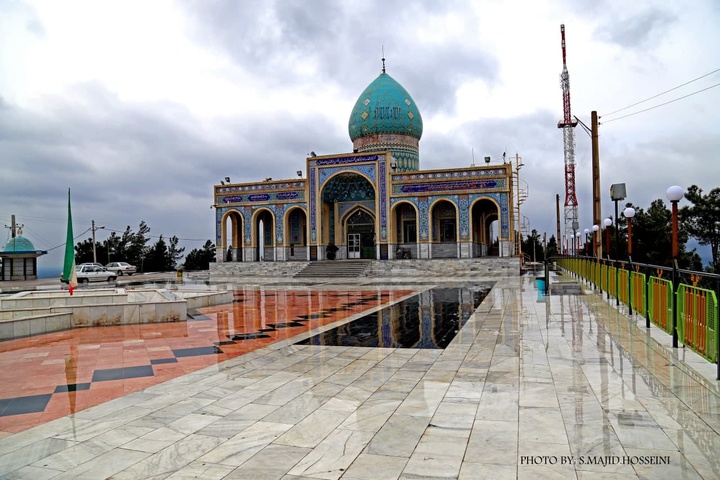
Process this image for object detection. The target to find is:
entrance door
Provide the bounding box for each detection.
[348,233,361,259]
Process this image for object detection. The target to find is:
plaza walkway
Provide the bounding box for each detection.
[0,271,718,479]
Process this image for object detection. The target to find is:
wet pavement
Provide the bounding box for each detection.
[0,272,719,479]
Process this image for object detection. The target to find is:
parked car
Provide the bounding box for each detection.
[79,262,105,268]
[105,261,137,276]
[76,264,117,283]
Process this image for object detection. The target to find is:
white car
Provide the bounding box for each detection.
[105,262,137,276]
[76,264,117,283]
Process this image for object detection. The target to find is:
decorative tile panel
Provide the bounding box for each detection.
[216,181,305,194]
[379,160,387,240]
[392,168,506,181]
[309,167,317,243]
[393,178,502,195]
[274,204,285,243]
[244,206,252,245]
[221,191,304,204]
[459,195,470,240]
[319,165,376,187]
[315,154,380,166]
[418,197,429,241]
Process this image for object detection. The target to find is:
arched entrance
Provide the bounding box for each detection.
[345,208,376,259]
[471,198,500,257]
[222,210,243,262]
[320,172,377,260]
[253,209,275,261]
[285,207,308,261]
[430,199,458,258]
[391,202,418,258]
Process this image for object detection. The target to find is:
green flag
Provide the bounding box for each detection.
[62,188,77,294]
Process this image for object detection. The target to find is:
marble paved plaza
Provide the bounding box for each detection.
[0,273,719,479]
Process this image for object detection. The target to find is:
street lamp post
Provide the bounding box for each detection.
[666,186,684,349]
[603,218,612,299]
[610,183,627,260]
[623,208,635,259]
[572,221,579,256]
[584,229,590,255]
[623,207,635,314]
[603,218,612,259]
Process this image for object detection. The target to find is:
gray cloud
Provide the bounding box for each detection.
[182,0,499,115]
[596,8,676,48]
[1,0,718,271]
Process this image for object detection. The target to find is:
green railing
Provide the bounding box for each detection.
[648,276,673,335]
[677,284,718,363]
[630,270,647,317]
[555,257,720,376]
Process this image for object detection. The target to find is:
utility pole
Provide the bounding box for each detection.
[591,111,602,257]
[91,220,105,264]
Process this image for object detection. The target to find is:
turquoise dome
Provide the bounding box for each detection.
[348,73,423,141]
[3,236,36,252]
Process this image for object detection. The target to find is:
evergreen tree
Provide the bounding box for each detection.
[126,222,151,272]
[167,235,185,270]
[681,185,720,272]
[145,235,168,272]
[545,235,558,259]
[104,232,122,264]
[629,199,694,269]
[184,240,216,270]
[521,229,544,263]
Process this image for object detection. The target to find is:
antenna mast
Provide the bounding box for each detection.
[557,24,579,252]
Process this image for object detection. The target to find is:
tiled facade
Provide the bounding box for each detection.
[214,70,515,263]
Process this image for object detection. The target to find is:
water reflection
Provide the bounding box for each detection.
[298,287,489,349]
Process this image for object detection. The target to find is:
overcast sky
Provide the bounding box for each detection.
[2,0,719,271]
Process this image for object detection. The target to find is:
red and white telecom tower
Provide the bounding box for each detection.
[557,24,578,249]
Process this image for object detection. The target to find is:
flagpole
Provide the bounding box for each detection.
[62,188,77,295]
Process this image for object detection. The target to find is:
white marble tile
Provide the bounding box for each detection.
[366,414,430,457]
[108,434,226,479]
[414,433,468,458]
[342,453,408,480]
[165,461,236,479]
[198,421,293,466]
[222,444,311,479]
[402,452,462,479]
[459,462,516,480]
[47,447,151,480]
[274,409,352,448]
[0,438,74,476]
[288,429,374,479]
[464,420,518,465]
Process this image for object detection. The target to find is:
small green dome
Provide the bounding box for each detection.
[3,236,36,252]
[348,72,423,141]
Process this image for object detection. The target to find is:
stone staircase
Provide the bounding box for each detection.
[294,260,371,278]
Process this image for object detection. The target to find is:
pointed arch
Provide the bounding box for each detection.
[390,200,419,258]
[221,209,244,262]
[252,207,276,261]
[470,196,501,257]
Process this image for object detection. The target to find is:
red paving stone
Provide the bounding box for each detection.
[0,288,413,435]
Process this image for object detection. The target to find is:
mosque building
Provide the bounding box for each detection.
[0,220,47,281]
[212,63,517,263]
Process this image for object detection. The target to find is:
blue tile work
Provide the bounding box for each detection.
[348,73,423,141]
[274,203,285,244]
[319,164,376,186]
[379,159,387,240]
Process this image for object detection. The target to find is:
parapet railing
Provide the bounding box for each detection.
[554,255,719,379]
